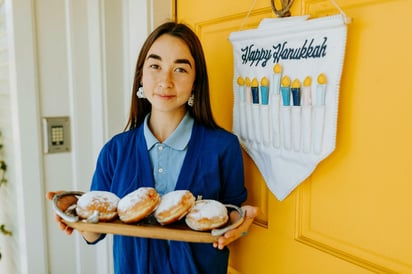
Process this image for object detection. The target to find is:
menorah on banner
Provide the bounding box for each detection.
[234,68,328,155]
[229,15,347,201]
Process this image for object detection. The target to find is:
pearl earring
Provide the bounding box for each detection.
[136,86,145,98]
[187,94,195,107]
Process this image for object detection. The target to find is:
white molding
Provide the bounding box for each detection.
[2,0,170,273]
[87,0,107,158]
[123,0,150,122]
[5,0,48,273]
[64,1,105,273]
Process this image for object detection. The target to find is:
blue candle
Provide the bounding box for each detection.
[291,79,301,106]
[280,76,291,106]
[251,78,259,104]
[260,77,269,105]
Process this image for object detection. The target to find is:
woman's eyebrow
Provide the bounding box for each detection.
[175,59,192,68]
[147,54,192,68]
[147,53,161,61]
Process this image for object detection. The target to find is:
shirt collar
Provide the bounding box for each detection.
[144,112,194,151]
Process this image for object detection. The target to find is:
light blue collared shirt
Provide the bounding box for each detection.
[143,112,194,196]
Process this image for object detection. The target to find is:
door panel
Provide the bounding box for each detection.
[177,0,412,273]
[194,13,271,228]
[295,1,412,273]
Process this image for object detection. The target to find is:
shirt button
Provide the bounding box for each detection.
[158,145,163,151]
[158,167,164,173]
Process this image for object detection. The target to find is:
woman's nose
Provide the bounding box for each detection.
[158,69,173,88]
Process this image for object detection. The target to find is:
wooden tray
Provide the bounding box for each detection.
[53,191,244,243]
[64,220,220,243]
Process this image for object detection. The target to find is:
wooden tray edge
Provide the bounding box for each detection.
[64,220,220,243]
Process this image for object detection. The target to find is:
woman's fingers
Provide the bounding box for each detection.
[48,191,77,235]
[213,205,259,249]
[46,191,56,200]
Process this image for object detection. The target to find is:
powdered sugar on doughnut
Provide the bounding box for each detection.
[154,190,195,225]
[156,190,188,212]
[185,199,229,231]
[189,200,227,219]
[118,187,155,211]
[77,191,119,211]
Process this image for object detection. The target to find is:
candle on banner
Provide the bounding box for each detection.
[271,64,282,96]
[280,76,291,106]
[302,76,312,106]
[313,73,328,154]
[245,77,254,141]
[260,76,269,105]
[301,76,313,153]
[261,76,271,145]
[315,73,327,105]
[291,79,301,106]
[251,78,261,143]
[236,76,247,140]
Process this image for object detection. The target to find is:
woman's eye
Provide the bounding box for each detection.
[149,64,160,69]
[175,67,188,73]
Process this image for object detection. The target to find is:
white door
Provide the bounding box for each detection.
[3,0,168,273]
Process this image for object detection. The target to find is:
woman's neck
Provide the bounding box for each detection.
[148,110,186,143]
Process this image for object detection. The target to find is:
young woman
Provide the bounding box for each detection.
[48,22,258,274]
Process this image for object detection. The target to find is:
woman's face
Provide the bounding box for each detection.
[141,34,196,115]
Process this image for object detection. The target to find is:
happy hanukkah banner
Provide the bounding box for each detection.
[229,15,347,201]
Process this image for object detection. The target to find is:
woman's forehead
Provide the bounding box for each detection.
[147,34,193,63]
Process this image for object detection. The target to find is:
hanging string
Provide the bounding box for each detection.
[329,0,352,24]
[239,0,351,31]
[270,0,294,17]
[239,0,257,30]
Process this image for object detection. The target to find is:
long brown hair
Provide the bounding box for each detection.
[124,22,218,131]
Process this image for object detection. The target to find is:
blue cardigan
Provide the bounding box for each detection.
[89,121,247,274]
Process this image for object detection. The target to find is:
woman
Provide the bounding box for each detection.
[48,21,258,274]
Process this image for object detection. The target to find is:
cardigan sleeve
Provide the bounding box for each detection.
[219,134,247,206]
[90,139,115,192]
[180,124,248,206]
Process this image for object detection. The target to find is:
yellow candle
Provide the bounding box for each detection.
[292,79,301,89]
[303,76,312,87]
[251,78,259,87]
[302,76,312,106]
[273,63,282,74]
[316,73,327,105]
[237,76,244,86]
[245,77,251,87]
[272,63,282,95]
[317,73,327,85]
[245,77,252,103]
[281,75,291,87]
[237,76,245,102]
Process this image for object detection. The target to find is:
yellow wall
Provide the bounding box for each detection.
[177,0,412,273]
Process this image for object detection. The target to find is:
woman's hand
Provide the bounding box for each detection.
[213,205,259,250]
[46,191,102,242]
[45,191,76,235]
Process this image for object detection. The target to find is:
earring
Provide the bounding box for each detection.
[187,94,195,107]
[136,86,145,98]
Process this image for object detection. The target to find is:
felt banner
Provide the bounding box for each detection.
[229,15,347,201]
